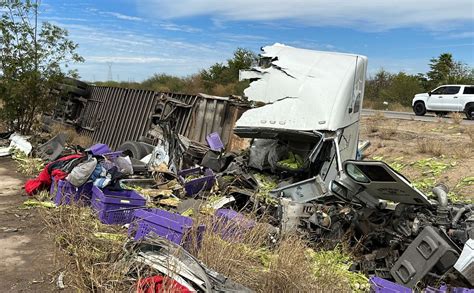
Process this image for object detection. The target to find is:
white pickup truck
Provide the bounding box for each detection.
[412,84,474,119]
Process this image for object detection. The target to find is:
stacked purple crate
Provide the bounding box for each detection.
[51,179,93,206]
[91,186,146,225]
[130,208,205,249]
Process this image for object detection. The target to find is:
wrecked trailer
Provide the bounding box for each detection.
[231,44,474,288]
[45,87,250,152]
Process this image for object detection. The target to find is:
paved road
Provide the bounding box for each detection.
[361,109,474,125]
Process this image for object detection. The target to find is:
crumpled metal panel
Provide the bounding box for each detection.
[77,87,250,150]
[237,43,368,131]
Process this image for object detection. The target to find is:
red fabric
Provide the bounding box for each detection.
[136,276,192,293]
[24,154,82,196]
[51,169,68,181]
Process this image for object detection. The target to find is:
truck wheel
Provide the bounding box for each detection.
[465,105,474,120]
[413,102,426,116]
[117,141,148,159]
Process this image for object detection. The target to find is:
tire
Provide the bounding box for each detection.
[117,141,148,159]
[63,77,89,89]
[60,84,89,97]
[465,105,474,120]
[413,101,426,116]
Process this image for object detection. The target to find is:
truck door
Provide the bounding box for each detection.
[439,86,461,111]
[427,86,446,110]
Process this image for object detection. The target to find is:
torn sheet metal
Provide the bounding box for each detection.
[269,176,327,203]
[36,133,67,161]
[236,43,367,132]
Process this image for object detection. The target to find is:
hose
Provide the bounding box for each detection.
[452,204,472,226]
[432,183,449,207]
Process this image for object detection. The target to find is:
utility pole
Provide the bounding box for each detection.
[107,62,113,81]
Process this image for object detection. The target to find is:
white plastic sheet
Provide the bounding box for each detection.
[0,133,32,157]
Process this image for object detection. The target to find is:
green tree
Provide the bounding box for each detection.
[380,72,424,107]
[364,69,393,103]
[426,53,474,88]
[0,0,83,133]
[201,48,256,94]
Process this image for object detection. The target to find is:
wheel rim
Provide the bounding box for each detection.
[468,107,474,119]
[415,104,424,114]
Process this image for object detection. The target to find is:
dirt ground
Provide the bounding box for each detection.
[0,157,59,292]
[360,115,474,200]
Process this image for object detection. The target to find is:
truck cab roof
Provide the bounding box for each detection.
[235,43,368,134]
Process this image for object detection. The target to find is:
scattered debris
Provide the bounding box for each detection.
[10,43,473,291]
[56,272,65,290]
[0,132,32,157]
[22,199,56,209]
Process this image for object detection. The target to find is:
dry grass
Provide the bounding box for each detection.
[389,103,412,112]
[362,100,411,112]
[365,111,385,134]
[50,123,93,147]
[467,127,474,147]
[451,112,464,125]
[193,214,360,292]
[39,205,133,291]
[365,119,379,133]
[416,138,444,157]
[71,135,93,148]
[378,123,398,140]
[39,204,363,292]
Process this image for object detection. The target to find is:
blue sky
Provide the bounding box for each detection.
[39,0,474,82]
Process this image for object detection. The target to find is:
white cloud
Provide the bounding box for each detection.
[106,12,142,21]
[441,32,474,39]
[85,56,186,64]
[46,20,232,81]
[137,0,474,31]
[159,23,201,33]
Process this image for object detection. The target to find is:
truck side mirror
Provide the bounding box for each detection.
[428,91,432,96]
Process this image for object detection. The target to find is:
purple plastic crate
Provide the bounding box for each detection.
[206,132,224,151]
[178,167,215,196]
[129,208,205,249]
[91,186,146,225]
[51,179,93,206]
[87,143,111,155]
[369,277,411,293]
[452,288,474,293]
[86,144,122,159]
[214,209,256,241]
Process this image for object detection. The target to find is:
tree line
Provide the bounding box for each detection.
[94,48,257,97]
[365,54,474,110]
[98,52,474,111]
